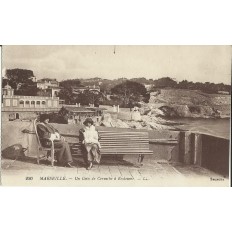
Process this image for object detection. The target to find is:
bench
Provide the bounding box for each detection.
[69,130,153,166]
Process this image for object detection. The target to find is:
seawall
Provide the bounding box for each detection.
[1,121,229,176]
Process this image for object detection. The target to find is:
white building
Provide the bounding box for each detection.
[2,85,60,121]
[37,78,61,97]
[37,78,59,89]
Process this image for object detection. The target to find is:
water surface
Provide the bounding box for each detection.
[173,118,230,139]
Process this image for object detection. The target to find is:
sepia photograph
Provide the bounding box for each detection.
[0,45,231,186]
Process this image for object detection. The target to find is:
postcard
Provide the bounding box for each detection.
[1,45,231,186]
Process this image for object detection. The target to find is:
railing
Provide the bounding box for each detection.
[2,95,59,100]
[2,107,61,112]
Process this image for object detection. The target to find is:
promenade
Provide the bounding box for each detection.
[1,155,228,187]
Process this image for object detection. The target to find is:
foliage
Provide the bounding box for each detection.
[130,77,154,85]
[111,80,147,107]
[178,80,231,94]
[48,107,69,124]
[4,69,39,96]
[59,79,81,89]
[152,77,231,94]
[58,88,74,104]
[153,77,177,88]
[5,69,34,87]
[77,90,104,106]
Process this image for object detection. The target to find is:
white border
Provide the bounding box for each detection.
[0,1,232,232]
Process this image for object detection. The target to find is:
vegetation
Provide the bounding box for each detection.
[151,77,230,94]
[59,79,81,89]
[177,80,231,94]
[48,107,69,124]
[3,69,230,107]
[3,68,39,96]
[111,80,149,107]
[153,77,177,88]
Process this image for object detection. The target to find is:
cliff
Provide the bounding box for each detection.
[149,89,231,118]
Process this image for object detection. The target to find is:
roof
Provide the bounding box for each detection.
[37,78,58,84]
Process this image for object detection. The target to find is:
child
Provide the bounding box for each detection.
[83,124,101,148]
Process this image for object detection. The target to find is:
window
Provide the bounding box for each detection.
[47,100,52,107]
[36,101,40,105]
[9,113,15,121]
[31,101,35,105]
[19,100,24,105]
[25,101,30,105]
[53,101,58,107]
[13,99,18,106]
[5,99,11,106]
[42,101,46,105]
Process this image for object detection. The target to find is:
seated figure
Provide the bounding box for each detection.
[79,118,101,170]
[37,114,74,168]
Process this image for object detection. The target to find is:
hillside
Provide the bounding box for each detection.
[149,89,231,118]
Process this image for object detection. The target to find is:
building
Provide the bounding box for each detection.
[37,78,59,89]
[62,105,106,125]
[218,91,230,95]
[37,78,61,97]
[71,84,100,94]
[144,84,153,91]
[37,86,62,97]
[2,85,61,121]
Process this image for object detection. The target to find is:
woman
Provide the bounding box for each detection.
[37,114,74,167]
[79,118,101,170]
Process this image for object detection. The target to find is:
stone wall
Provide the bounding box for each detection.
[179,131,229,176]
[2,111,38,121]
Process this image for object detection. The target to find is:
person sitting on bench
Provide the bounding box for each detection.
[37,114,74,168]
[79,118,101,170]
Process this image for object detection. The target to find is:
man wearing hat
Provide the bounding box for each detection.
[37,114,74,167]
[79,118,101,170]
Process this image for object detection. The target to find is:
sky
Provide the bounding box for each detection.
[2,45,231,84]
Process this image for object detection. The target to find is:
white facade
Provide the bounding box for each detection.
[2,86,60,109]
[37,78,59,89]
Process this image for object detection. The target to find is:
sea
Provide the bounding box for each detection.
[173,118,231,139]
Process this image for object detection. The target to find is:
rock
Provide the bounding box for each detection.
[174,105,191,117]
[102,113,112,122]
[150,108,165,116]
[100,107,178,130]
[100,121,112,127]
[115,119,130,128]
[127,121,143,129]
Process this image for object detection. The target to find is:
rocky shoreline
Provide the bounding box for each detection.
[100,113,180,130]
[99,100,230,131]
[148,89,231,119]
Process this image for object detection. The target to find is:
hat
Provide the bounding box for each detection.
[39,114,50,122]
[83,117,94,126]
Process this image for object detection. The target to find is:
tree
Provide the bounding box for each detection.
[111,80,147,107]
[178,80,189,89]
[153,77,177,88]
[60,79,81,89]
[77,90,104,106]
[5,69,34,88]
[57,88,74,104]
[4,69,38,96]
[49,107,69,124]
